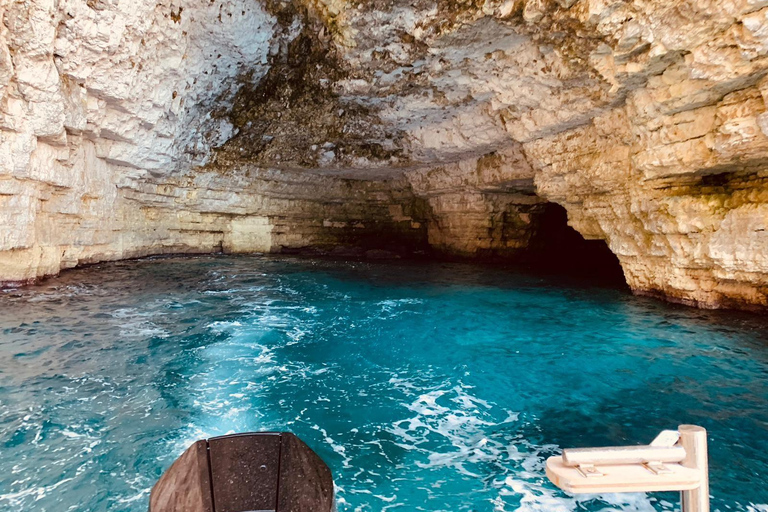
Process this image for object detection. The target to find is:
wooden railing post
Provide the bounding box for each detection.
[679,425,709,512]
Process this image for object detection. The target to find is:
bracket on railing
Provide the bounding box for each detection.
[545,425,709,512]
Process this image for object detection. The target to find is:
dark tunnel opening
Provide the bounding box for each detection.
[526,203,628,288]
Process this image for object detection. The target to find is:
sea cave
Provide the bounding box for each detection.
[0,0,767,511]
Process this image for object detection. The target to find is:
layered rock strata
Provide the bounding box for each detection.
[0,164,430,283]
[1,0,767,310]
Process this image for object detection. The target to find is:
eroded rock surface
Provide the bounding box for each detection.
[1,0,767,310]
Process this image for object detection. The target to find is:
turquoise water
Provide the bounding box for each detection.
[0,256,767,512]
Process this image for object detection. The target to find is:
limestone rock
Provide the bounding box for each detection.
[0,0,767,310]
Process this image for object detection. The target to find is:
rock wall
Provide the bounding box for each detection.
[404,146,547,259]
[0,160,428,282]
[1,0,767,310]
[0,0,279,280]
[526,79,768,310]
[399,0,768,309]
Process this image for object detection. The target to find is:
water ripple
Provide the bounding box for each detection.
[0,255,766,511]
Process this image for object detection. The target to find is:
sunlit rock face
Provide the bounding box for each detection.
[0,0,278,279]
[1,0,767,310]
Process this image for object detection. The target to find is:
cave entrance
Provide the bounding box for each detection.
[526,203,628,287]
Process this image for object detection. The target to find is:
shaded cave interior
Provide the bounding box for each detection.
[282,196,627,288]
[206,3,629,291]
[525,203,627,287]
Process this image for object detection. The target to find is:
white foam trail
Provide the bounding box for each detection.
[167,300,315,457]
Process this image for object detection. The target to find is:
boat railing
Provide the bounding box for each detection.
[546,424,709,512]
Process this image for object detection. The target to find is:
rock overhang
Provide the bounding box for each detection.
[1,0,767,310]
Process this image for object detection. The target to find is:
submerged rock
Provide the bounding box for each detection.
[0,0,766,310]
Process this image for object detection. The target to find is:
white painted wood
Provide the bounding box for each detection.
[546,456,702,494]
[651,430,681,447]
[679,425,709,512]
[562,445,686,466]
[545,425,710,512]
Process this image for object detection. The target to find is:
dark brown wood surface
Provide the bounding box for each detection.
[149,432,334,512]
[278,433,335,512]
[209,433,281,512]
[148,440,213,512]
